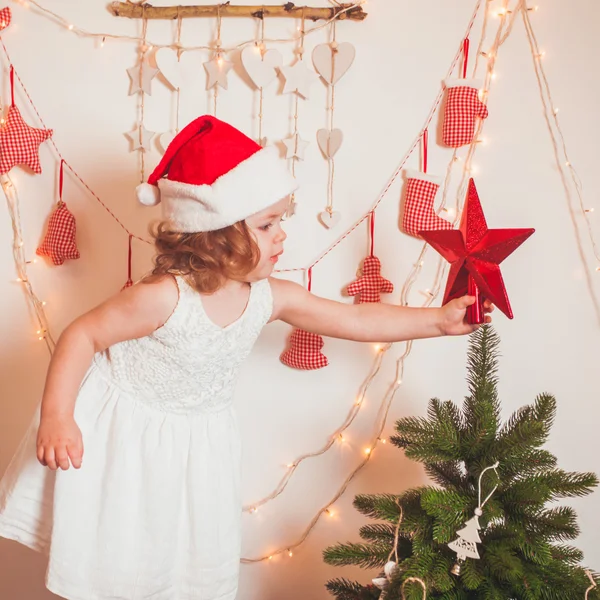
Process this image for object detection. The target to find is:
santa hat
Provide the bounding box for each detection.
[136,115,298,232]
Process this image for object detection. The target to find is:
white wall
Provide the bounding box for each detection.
[1,0,599,598]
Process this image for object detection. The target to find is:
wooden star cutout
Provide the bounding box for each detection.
[127,59,159,95]
[125,125,155,152]
[280,60,319,99]
[283,133,309,160]
[0,105,53,175]
[204,56,233,90]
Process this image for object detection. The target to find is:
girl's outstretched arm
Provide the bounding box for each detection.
[269,277,492,342]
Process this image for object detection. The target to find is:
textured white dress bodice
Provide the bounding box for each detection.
[94,275,273,414]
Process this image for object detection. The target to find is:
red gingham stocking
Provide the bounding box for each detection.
[280,328,328,370]
[36,201,80,266]
[347,256,393,304]
[442,79,488,148]
[402,171,452,237]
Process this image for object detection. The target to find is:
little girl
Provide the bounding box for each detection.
[0,115,492,600]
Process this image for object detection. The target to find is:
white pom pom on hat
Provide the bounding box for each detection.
[137,115,298,233]
[136,182,161,206]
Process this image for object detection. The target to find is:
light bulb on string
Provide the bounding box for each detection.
[364,448,372,455]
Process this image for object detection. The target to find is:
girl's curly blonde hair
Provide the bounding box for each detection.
[147,220,260,294]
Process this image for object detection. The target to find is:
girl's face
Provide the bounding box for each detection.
[244,197,289,281]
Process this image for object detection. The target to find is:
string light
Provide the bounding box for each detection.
[288,550,293,557]
[364,448,372,455]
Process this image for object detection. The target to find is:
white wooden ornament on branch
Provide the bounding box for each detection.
[241,46,283,89]
[316,128,343,158]
[312,42,355,85]
[319,210,341,228]
[155,48,183,90]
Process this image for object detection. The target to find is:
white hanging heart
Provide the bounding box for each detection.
[158,131,176,154]
[319,210,341,229]
[312,42,355,85]
[155,48,184,90]
[372,577,389,591]
[316,128,343,158]
[241,46,283,89]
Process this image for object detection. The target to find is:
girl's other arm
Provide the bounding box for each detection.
[37,275,179,471]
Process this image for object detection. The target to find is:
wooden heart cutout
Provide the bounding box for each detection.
[158,131,176,154]
[156,48,184,90]
[241,46,283,89]
[319,210,341,229]
[316,128,343,158]
[312,42,355,85]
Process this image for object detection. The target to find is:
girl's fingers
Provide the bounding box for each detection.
[55,447,71,471]
[45,447,57,471]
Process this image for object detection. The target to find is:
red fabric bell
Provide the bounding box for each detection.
[280,329,328,370]
[36,201,80,266]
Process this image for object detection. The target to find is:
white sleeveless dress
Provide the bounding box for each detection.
[0,275,273,600]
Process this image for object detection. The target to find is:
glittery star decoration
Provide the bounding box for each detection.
[0,7,12,31]
[127,59,159,95]
[0,105,53,175]
[280,60,319,99]
[125,125,155,152]
[419,179,534,323]
[203,56,233,90]
[283,133,309,160]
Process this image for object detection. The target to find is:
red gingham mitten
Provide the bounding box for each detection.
[347,256,393,304]
[36,201,80,266]
[280,328,328,370]
[401,171,452,237]
[442,79,488,147]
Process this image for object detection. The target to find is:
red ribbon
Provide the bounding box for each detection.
[462,38,470,79]
[59,159,65,202]
[307,267,312,292]
[10,64,15,106]
[369,211,375,257]
[422,129,428,174]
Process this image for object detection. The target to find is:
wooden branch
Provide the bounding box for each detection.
[109,2,367,22]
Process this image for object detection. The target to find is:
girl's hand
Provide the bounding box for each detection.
[36,414,84,471]
[440,295,494,336]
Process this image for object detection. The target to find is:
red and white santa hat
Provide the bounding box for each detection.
[137,115,298,232]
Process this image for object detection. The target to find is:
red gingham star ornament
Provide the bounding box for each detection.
[402,170,453,237]
[280,329,328,370]
[442,78,488,148]
[0,7,12,30]
[0,67,53,175]
[347,256,393,304]
[419,179,534,324]
[36,161,80,266]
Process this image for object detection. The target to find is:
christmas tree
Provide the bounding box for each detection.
[324,326,599,600]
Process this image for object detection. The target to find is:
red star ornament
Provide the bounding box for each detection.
[0,68,53,175]
[419,179,534,324]
[0,7,11,30]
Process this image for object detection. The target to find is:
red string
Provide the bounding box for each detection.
[58,159,65,202]
[462,38,470,79]
[422,129,428,174]
[307,267,312,292]
[10,64,14,106]
[127,234,133,283]
[369,211,375,257]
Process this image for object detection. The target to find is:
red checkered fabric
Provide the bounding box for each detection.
[280,328,328,370]
[347,256,393,303]
[402,173,453,237]
[442,82,488,148]
[36,201,80,266]
[0,104,53,175]
[0,7,11,31]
